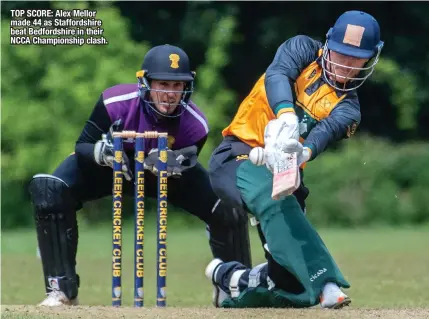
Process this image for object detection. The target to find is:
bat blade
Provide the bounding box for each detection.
[271,152,300,200]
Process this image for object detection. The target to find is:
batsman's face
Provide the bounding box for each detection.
[149,80,186,115]
[327,51,369,83]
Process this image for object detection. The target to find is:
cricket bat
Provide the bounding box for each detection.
[249,147,300,200]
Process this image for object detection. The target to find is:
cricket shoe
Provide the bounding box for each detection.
[38,290,79,307]
[205,258,229,307]
[320,282,351,309]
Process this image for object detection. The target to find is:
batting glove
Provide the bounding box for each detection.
[264,112,300,152]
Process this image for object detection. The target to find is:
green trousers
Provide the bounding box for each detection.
[221,161,350,308]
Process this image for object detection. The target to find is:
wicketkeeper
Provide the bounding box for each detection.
[28,44,252,306]
[206,11,383,309]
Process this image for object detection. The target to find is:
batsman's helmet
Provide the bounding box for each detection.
[136,44,196,117]
[321,11,384,91]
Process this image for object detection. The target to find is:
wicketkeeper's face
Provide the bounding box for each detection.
[149,80,186,115]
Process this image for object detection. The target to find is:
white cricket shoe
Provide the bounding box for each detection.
[320,282,351,309]
[205,258,229,307]
[38,290,79,307]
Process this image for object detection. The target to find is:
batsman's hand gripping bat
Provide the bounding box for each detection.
[249,146,300,200]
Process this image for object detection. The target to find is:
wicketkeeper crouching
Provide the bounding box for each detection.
[28,44,252,307]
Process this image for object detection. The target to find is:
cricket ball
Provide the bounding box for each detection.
[249,147,265,166]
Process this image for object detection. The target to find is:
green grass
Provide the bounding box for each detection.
[2,221,429,308]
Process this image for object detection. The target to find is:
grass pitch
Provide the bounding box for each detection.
[2,221,429,317]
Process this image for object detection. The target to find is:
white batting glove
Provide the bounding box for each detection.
[264,148,289,173]
[278,139,312,166]
[264,112,300,152]
[278,139,303,154]
[263,140,311,172]
[298,147,311,166]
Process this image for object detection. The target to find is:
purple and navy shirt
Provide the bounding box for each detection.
[75,83,209,165]
[103,84,209,152]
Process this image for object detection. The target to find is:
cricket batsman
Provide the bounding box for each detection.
[206,11,383,309]
[28,44,252,306]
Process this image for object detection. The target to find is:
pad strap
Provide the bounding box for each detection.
[229,270,246,298]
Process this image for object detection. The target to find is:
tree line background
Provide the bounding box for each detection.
[2,1,429,229]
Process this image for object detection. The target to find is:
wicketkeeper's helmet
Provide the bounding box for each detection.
[136,44,196,117]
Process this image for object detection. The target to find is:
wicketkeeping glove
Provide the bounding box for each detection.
[144,145,198,178]
[93,119,133,181]
[144,148,181,178]
[173,145,198,170]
